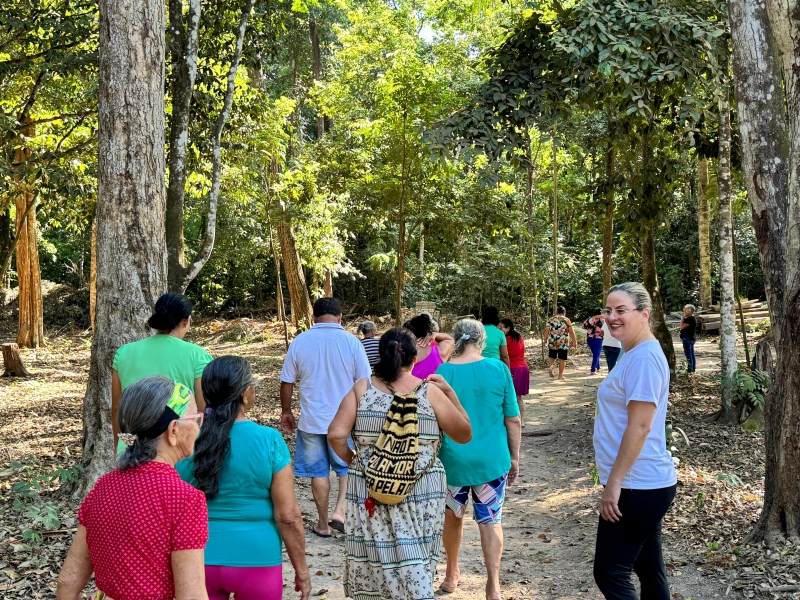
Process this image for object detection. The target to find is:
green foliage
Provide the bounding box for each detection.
[720,367,770,409]
[4,460,83,544]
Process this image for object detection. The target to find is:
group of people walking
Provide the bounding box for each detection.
[57,283,678,600]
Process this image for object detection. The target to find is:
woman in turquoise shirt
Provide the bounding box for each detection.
[435,319,521,600]
[177,356,311,600]
[480,306,511,368]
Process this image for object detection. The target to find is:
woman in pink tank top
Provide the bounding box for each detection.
[404,313,455,379]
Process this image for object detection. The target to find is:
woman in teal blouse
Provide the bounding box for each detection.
[177,356,311,600]
[434,319,521,600]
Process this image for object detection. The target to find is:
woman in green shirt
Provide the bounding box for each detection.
[480,306,510,368]
[177,356,311,600]
[435,319,521,600]
[111,293,212,452]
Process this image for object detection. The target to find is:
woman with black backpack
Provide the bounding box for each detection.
[328,328,471,600]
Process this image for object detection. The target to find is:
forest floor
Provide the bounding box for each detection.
[0,318,796,599]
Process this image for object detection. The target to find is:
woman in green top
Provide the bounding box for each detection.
[435,319,521,600]
[177,356,311,600]
[480,306,510,368]
[111,293,212,451]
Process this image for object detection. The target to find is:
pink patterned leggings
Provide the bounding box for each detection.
[205,565,283,599]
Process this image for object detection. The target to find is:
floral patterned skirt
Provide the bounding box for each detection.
[343,452,447,600]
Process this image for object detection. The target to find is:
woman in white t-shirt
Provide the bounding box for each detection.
[593,282,677,600]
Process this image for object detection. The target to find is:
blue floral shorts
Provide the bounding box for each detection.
[445,474,508,524]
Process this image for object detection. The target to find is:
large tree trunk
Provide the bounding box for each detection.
[641,227,676,375]
[717,77,739,424]
[89,220,97,331]
[75,0,168,498]
[728,0,799,543]
[277,220,313,329]
[14,121,44,349]
[697,157,712,308]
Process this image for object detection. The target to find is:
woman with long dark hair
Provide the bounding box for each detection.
[328,328,471,600]
[177,356,311,600]
[498,318,529,422]
[111,292,212,453]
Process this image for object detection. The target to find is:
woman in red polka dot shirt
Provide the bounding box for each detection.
[56,377,209,600]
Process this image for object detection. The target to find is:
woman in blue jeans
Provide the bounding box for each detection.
[583,312,605,374]
[679,304,697,373]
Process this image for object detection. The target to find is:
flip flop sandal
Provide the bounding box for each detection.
[311,525,331,538]
[328,520,345,533]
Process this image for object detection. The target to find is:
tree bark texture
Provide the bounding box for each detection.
[78,0,168,498]
[14,122,44,349]
[89,220,97,331]
[697,157,712,308]
[168,0,256,292]
[717,81,739,425]
[277,220,313,329]
[640,227,676,375]
[2,343,31,377]
[165,0,201,292]
[729,0,800,543]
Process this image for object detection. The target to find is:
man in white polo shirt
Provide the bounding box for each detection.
[280,297,371,537]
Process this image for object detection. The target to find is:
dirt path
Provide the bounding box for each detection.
[291,343,728,600]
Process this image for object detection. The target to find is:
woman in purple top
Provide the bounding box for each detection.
[404,313,455,379]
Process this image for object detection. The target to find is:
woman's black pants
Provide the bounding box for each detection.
[593,485,676,599]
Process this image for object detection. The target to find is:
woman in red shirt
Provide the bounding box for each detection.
[499,318,529,422]
[57,377,208,600]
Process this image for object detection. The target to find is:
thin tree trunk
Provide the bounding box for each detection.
[310,19,324,139]
[697,157,712,308]
[729,0,798,543]
[75,0,167,498]
[394,106,409,326]
[0,207,11,283]
[14,121,44,349]
[267,212,289,350]
[552,124,558,310]
[170,0,257,292]
[717,73,739,425]
[602,143,615,299]
[165,0,201,292]
[732,229,750,365]
[277,220,313,329]
[641,227,676,374]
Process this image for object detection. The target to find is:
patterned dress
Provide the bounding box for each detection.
[344,379,447,600]
[546,316,573,349]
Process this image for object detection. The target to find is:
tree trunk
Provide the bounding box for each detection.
[697,157,712,308]
[75,0,168,498]
[323,269,333,298]
[2,343,31,377]
[89,220,97,331]
[602,144,615,300]
[310,19,325,139]
[14,121,44,349]
[277,220,313,329]
[552,124,558,310]
[165,0,201,292]
[0,206,11,283]
[729,0,798,543]
[742,339,774,432]
[641,227,676,374]
[394,213,406,326]
[168,0,256,292]
[717,77,739,425]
